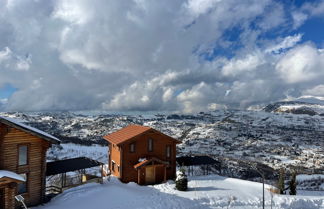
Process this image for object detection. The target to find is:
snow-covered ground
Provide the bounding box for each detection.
[47,143,107,163]
[297,174,324,181]
[34,175,324,209]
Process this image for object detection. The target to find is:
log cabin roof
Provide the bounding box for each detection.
[46,157,103,176]
[103,124,181,145]
[0,116,60,144]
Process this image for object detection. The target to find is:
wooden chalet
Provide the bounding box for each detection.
[103,125,181,185]
[0,116,60,209]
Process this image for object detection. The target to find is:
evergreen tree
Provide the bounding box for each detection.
[175,168,188,191]
[277,168,285,194]
[289,171,297,195]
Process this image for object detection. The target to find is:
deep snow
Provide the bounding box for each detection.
[34,175,324,209]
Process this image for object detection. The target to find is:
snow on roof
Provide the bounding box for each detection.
[0,170,25,182]
[0,116,60,144]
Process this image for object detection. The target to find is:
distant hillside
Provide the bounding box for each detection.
[263,99,324,116]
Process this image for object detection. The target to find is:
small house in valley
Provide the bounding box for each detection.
[103,125,181,185]
[0,117,60,209]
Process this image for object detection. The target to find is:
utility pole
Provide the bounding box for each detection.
[251,164,265,209]
[256,170,265,209]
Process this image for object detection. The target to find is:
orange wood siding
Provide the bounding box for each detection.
[0,123,50,207]
[120,131,177,183]
[109,143,122,178]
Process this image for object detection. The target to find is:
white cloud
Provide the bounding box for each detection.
[0,47,11,62]
[221,53,264,76]
[52,0,92,25]
[184,0,221,18]
[303,85,324,97]
[0,0,323,112]
[0,47,31,71]
[292,12,308,29]
[276,44,324,84]
[302,0,324,17]
[162,88,174,103]
[291,1,324,29]
[265,34,303,54]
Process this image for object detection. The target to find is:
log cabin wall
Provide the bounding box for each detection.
[121,131,177,183]
[109,143,122,178]
[0,122,50,207]
[0,183,17,209]
[0,123,8,168]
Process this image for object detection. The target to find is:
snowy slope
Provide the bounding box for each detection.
[263,96,324,115]
[34,175,324,209]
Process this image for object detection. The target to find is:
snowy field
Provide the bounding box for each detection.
[47,143,108,163]
[35,175,324,209]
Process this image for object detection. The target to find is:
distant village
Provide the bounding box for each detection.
[1,109,324,209]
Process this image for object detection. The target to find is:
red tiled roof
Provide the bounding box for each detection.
[103,124,152,145]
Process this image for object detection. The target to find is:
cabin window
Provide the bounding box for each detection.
[130,143,135,153]
[18,173,27,194]
[148,138,153,152]
[166,145,171,158]
[18,145,28,166]
[117,165,120,172]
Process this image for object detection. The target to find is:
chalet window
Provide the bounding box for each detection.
[148,138,153,152]
[117,165,120,172]
[18,173,27,194]
[130,143,135,153]
[18,145,28,166]
[112,161,115,172]
[166,145,171,158]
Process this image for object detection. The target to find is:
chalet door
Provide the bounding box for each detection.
[145,166,155,185]
[0,188,4,209]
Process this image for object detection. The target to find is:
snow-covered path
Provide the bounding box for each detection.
[35,175,324,209]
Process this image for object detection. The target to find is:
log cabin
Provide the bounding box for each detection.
[103,125,181,185]
[0,116,60,209]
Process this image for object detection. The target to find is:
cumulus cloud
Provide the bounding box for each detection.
[0,47,31,71]
[302,0,324,17]
[291,0,324,29]
[0,0,323,113]
[265,34,302,54]
[292,11,308,29]
[303,85,324,97]
[276,44,324,84]
[221,53,264,76]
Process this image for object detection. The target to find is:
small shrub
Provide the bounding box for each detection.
[289,171,297,195]
[277,168,285,194]
[175,168,188,191]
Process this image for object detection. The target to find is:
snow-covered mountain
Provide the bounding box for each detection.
[264,96,324,116]
[1,107,323,180]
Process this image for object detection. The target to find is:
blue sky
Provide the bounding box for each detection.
[0,83,16,99]
[0,0,324,112]
[298,18,324,47]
